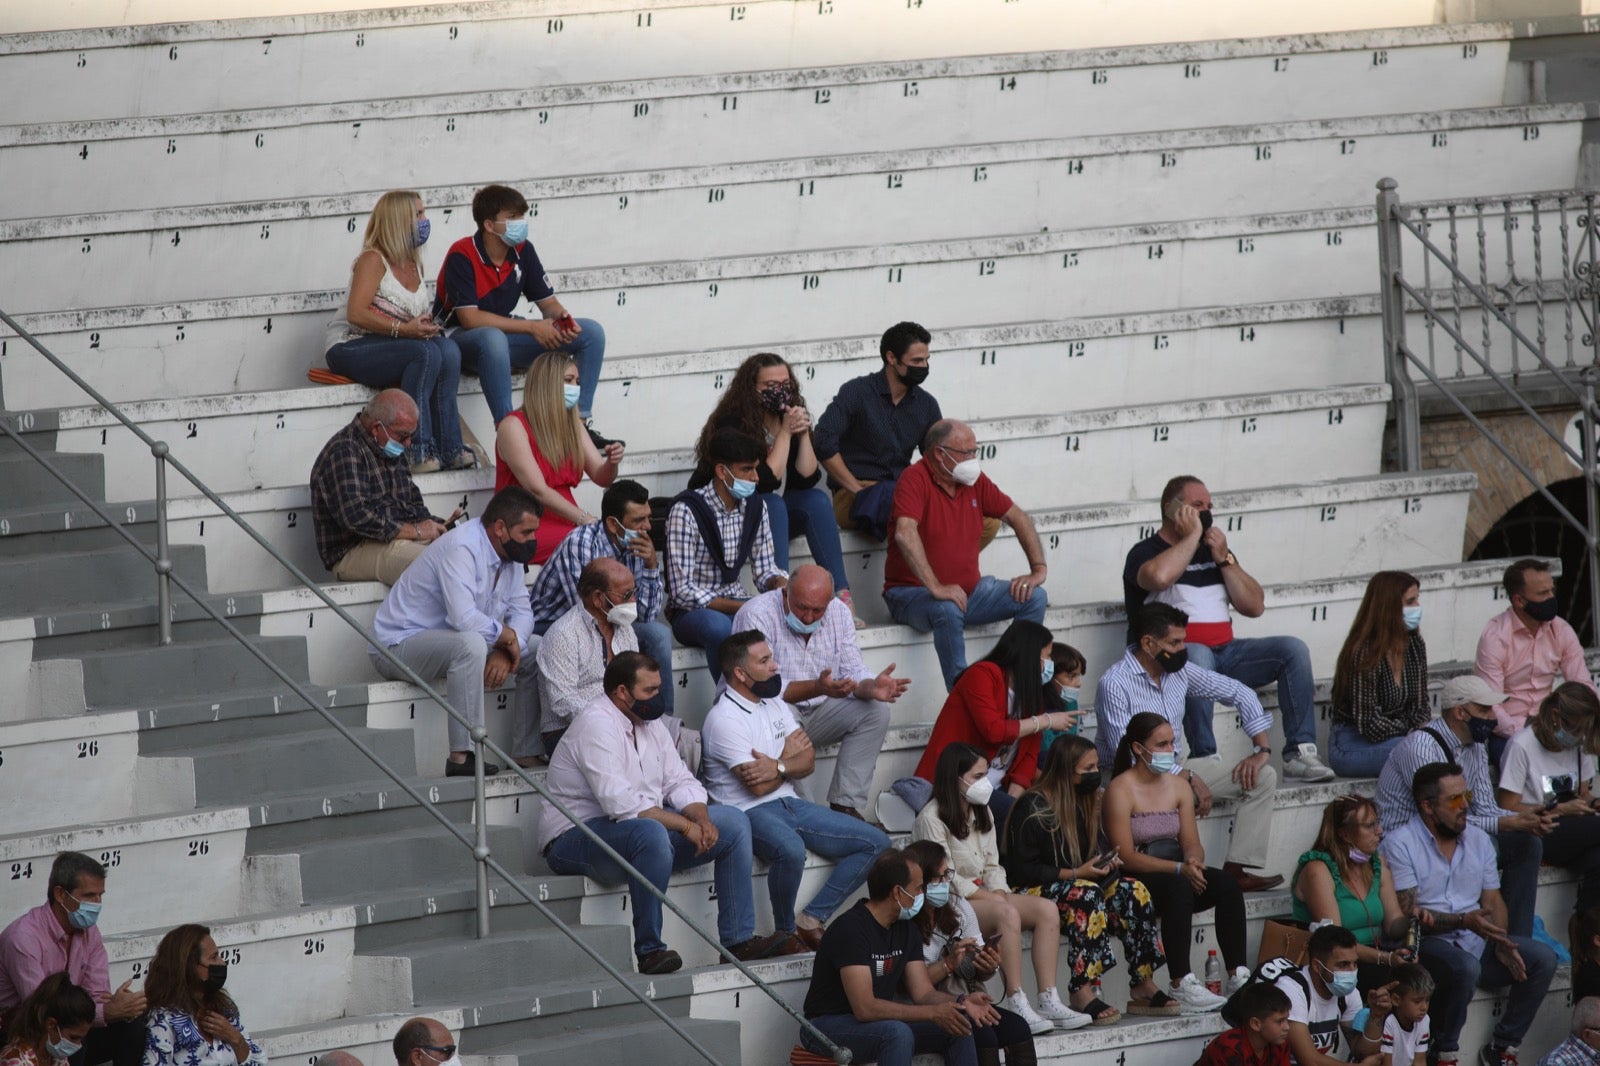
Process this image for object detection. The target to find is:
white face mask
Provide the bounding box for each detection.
[605,596,638,628]
[944,451,981,486]
[963,777,995,806]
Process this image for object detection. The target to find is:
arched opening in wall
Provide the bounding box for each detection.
[1468,477,1595,645]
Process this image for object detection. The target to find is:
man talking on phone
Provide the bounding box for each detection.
[527,480,674,716]
[1123,475,1333,783]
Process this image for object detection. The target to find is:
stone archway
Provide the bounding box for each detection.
[1466,476,1596,644]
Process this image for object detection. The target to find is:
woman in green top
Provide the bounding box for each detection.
[1291,794,1413,991]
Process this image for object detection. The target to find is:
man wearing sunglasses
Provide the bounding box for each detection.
[1381,763,1556,1066]
[391,1017,459,1066]
[882,420,1049,690]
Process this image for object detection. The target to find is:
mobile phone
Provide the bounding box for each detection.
[985,934,1003,948]
[556,313,577,332]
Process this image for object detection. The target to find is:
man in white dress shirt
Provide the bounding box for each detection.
[535,557,638,755]
[371,485,542,777]
[702,631,890,952]
[539,651,784,974]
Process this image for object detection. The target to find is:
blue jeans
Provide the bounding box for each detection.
[631,619,675,715]
[453,318,605,425]
[1496,830,1541,938]
[1182,636,1315,759]
[671,607,737,681]
[1327,722,1405,778]
[325,333,463,462]
[1417,933,1555,1052]
[884,576,1048,690]
[803,1015,977,1066]
[743,797,889,931]
[545,806,755,956]
[762,486,850,593]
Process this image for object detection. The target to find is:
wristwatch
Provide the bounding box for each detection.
[1251,744,1271,756]
[776,760,788,779]
[1219,551,1237,568]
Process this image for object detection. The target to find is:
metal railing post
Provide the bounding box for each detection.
[1377,177,1422,470]
[1583,370,1600,651]
[152,442,173,646]
[472,725,491,939]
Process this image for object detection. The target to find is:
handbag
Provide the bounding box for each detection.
[1256,918,1312,966]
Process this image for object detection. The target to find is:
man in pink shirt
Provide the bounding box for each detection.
[0,852,145,1066]
[1474,558,1596,767]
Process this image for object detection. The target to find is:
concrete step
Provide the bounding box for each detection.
[0,542,208,613]
[62,633,310,706]
[0,12,1507,122]
[181,723,419,806]
[3,105,1583,311]
[0,450,105,508]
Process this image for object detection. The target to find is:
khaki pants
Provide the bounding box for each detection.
[831,484,1001,549]
[1188,753,1277,870]
[332,538,426,585]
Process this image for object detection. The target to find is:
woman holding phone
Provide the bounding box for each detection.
[1002,734,1169,1023]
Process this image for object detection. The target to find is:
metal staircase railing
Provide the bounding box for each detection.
[0,307,848,1066]
[1374,178,1600,645]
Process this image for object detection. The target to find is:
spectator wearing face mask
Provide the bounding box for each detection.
[1474,558,1597,768]
[1328,572,1430,778]
[370,486,543,776]
[688,353,857,624]
[0,853,145,1066]
[0,974,95,1066]
[1124,476,1332,783]
[1372,674,1552,940]
[143,924,264,1066]
[883,420,1048,691]
[391,1018,456,1066]
[534,558,640,758]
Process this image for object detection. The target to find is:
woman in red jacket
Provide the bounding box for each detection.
[912,620,1077,828]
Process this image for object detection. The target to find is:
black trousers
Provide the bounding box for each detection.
[1139,867,1247,980]
[75,1019,144,1066]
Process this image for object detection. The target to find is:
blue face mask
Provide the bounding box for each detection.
[897,888,925,921]
[1041,659,1056,685]
[924,882,952,909]
[562,383,581,409]
[376,423,406,459]
[785,610,822,636]
[722,471,757,500]
[46,1027,81,1062]
[1403,605,1424,631]
[1319,961,1359,997]
[1556,727,1580,750]
[1143,749,1177,774]
[413,218,431,247]
[499,219,528,246]
[1058,686,1080,710]
[66,894,100,930]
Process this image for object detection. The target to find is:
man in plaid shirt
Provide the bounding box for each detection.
[666,428,787,679]
[309,390,453,585]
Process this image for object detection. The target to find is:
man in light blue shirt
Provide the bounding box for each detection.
[1381,762,1555,1066]
[372,486,541,777]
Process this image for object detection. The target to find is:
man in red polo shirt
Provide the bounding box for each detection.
[882,419,1049,690]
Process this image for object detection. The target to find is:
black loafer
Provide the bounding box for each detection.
[445,753,501,777]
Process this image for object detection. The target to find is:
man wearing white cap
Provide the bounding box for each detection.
[1374,674,1554,938]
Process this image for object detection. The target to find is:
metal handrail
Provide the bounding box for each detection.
[1374,178,1600,647]
[0,309,848,1064]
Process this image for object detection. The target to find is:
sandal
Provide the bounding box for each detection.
[1125,990,1180,1017]
[1075,997,1120,1026]
[837,589,866,630]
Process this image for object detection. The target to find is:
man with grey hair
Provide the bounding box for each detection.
[310,388,461,585]
[535,557,640,757]
[1538,997,1600,1066]
[0,852,146,1066]
[881,418,1049,689]
[391,1017,456,1066]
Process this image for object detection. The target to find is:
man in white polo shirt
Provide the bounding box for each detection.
[701,631,889,952]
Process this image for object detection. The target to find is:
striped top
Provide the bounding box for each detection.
[1093,645,1272,768]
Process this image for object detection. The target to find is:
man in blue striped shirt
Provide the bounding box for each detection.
[1095,603,1284,892]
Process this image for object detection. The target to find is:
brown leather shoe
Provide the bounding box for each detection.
[1223,862,1285,892]
[729,933,789,962]
[763,934,811,958]
[830,803,865,820]
[795,925,825,952]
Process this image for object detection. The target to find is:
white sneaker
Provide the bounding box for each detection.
[1001,990,1054,1036]
[1227,966,1252,995]
[1035,987,1093,1031]
[1169,973,1228,1014]
[1283,743,1336,782]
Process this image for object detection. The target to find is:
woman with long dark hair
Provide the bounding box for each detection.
[688,352,856,622]
[142,925,264,1066]
[1002,734,1168,1022]
[913,744,1087,1034]
[903,840,1038,1066]
[0,974,95,1066]
[1102,712,1245,1014]
[909,621,1075,826]
[1328,570,1428,777]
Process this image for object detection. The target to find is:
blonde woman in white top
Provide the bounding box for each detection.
[324,189,469,473]
[913,742,1089,1034]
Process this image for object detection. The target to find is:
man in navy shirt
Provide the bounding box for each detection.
[434,183,610,439]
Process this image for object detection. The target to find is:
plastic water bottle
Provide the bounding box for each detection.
[1204,950,1224,995]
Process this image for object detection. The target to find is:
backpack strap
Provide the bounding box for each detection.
[1421,727,1453,761]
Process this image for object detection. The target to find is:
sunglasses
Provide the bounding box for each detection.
[421,1047,457,1059]
[1439,790,1474,811]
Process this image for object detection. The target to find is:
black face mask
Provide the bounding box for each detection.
[629,690,668,722]
[202,964,228,994]
[896,362,929,388]
[1073,772,1103,796]
[1523,596,1560,623]
[503,534,539,565]
[750,673,784,700]
[1198,509,1214,533]
[1466,714,1497,745]
[1154,647,1188,674]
